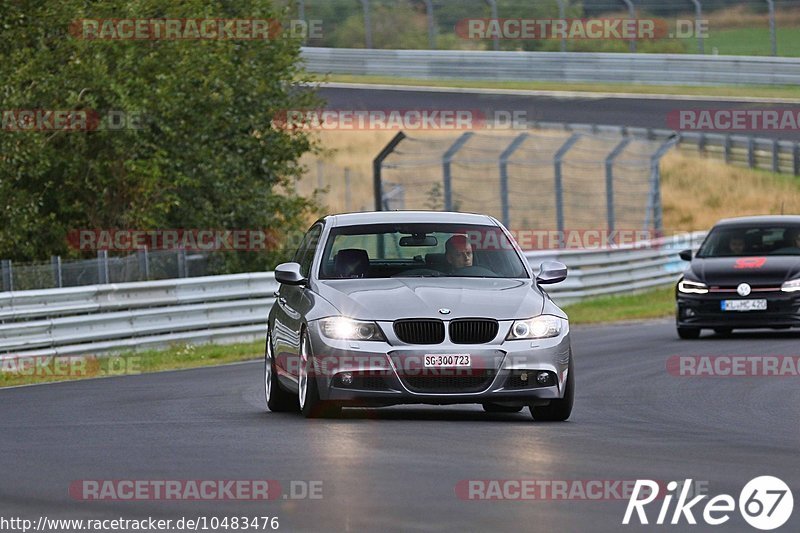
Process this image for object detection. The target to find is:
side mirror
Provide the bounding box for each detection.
[679,249,693,261]
[536,261,568,285]
[275,262,307,286]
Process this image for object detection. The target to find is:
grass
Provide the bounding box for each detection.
[705,27,800,57]
[321,74,800,101]
[562,286,675,325]
[0,340,263,389]
[661,151,800,230]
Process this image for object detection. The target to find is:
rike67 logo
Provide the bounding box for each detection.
[623,476,793,530]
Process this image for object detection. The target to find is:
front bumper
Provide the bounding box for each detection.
[307,319,572,406]
[676,290,800,329]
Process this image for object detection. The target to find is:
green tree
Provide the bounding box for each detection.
[0,0,320,272]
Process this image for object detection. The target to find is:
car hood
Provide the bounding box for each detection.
[315,278,544,321]
[687,256,800,286]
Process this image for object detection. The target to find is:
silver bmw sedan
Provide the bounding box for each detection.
[265,211,573,421]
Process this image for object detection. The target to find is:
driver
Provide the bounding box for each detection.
[727,235,746,255]
[445,235,473,271]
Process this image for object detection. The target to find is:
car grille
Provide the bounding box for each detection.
[399,369,496,393]
[449,319,499,344]
[394,319,445,344]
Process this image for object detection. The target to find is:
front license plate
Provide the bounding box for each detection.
[424,354,471,368]
[721,299,767,311]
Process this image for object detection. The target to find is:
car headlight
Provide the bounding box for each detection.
[678,279,709,294]
[781,278,800,293]
[506,315,563,340]
[319,317,385,341]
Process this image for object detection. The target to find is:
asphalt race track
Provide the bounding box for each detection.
[2,321,799,532]
[319,85,800,142]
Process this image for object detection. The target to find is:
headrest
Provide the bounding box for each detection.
[334,249,369,278]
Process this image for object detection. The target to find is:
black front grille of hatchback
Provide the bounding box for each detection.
[449,319,499,344]
[394,319,445,344]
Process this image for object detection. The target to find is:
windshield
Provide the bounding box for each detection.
[697,225,800,257]
[318,223,529,279]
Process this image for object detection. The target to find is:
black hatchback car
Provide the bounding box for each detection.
[676,215,800,339]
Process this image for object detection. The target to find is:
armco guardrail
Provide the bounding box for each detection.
[531,123,800,177]
[0,273,277,357]
[525,232,706,304]
[302,47,800,87]
[0,234,705,357]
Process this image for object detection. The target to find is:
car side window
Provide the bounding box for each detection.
[296,225,322,278]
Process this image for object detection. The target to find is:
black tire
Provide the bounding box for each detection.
[482,403,523,413]
[530,358,574,422]
[677,327,701,339]
[265,333,297,412]
[298,330,341,419]
[713,328,733,336]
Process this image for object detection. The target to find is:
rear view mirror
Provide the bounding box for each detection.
[536,261,568,285]
[399,234,438,247]
[679,249,692,261]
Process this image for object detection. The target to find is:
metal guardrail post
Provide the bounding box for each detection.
[747,137,756,168]
[646,136,679,232]
[97,250,109,285]
[360,0,372,49]
[766,0,777,56]
[621,0,636,53]
[556,0,567,52]
[138,247,150,280]
[51,256,63,288]
[1,260,12,292]
[498,133,529,228]
[794,143,800,177]
[373,132,406,211]
[177,249,187,278]
[690,0,704,54]
[698,133,706,153]
[485,0,499,51]
[605,138,632,237]
[724,135,732,164]
[423,0,436,49]
[344,167,352,211]
[297,0,306,45]
[442,132,474,212]
[773,139,781,173]
[554,133,582,248]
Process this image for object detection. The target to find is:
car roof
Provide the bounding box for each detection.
[713,215,800,228]
[325,210,497,227]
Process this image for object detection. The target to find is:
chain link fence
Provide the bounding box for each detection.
[374,128,677,235]
[0,250,213,292]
